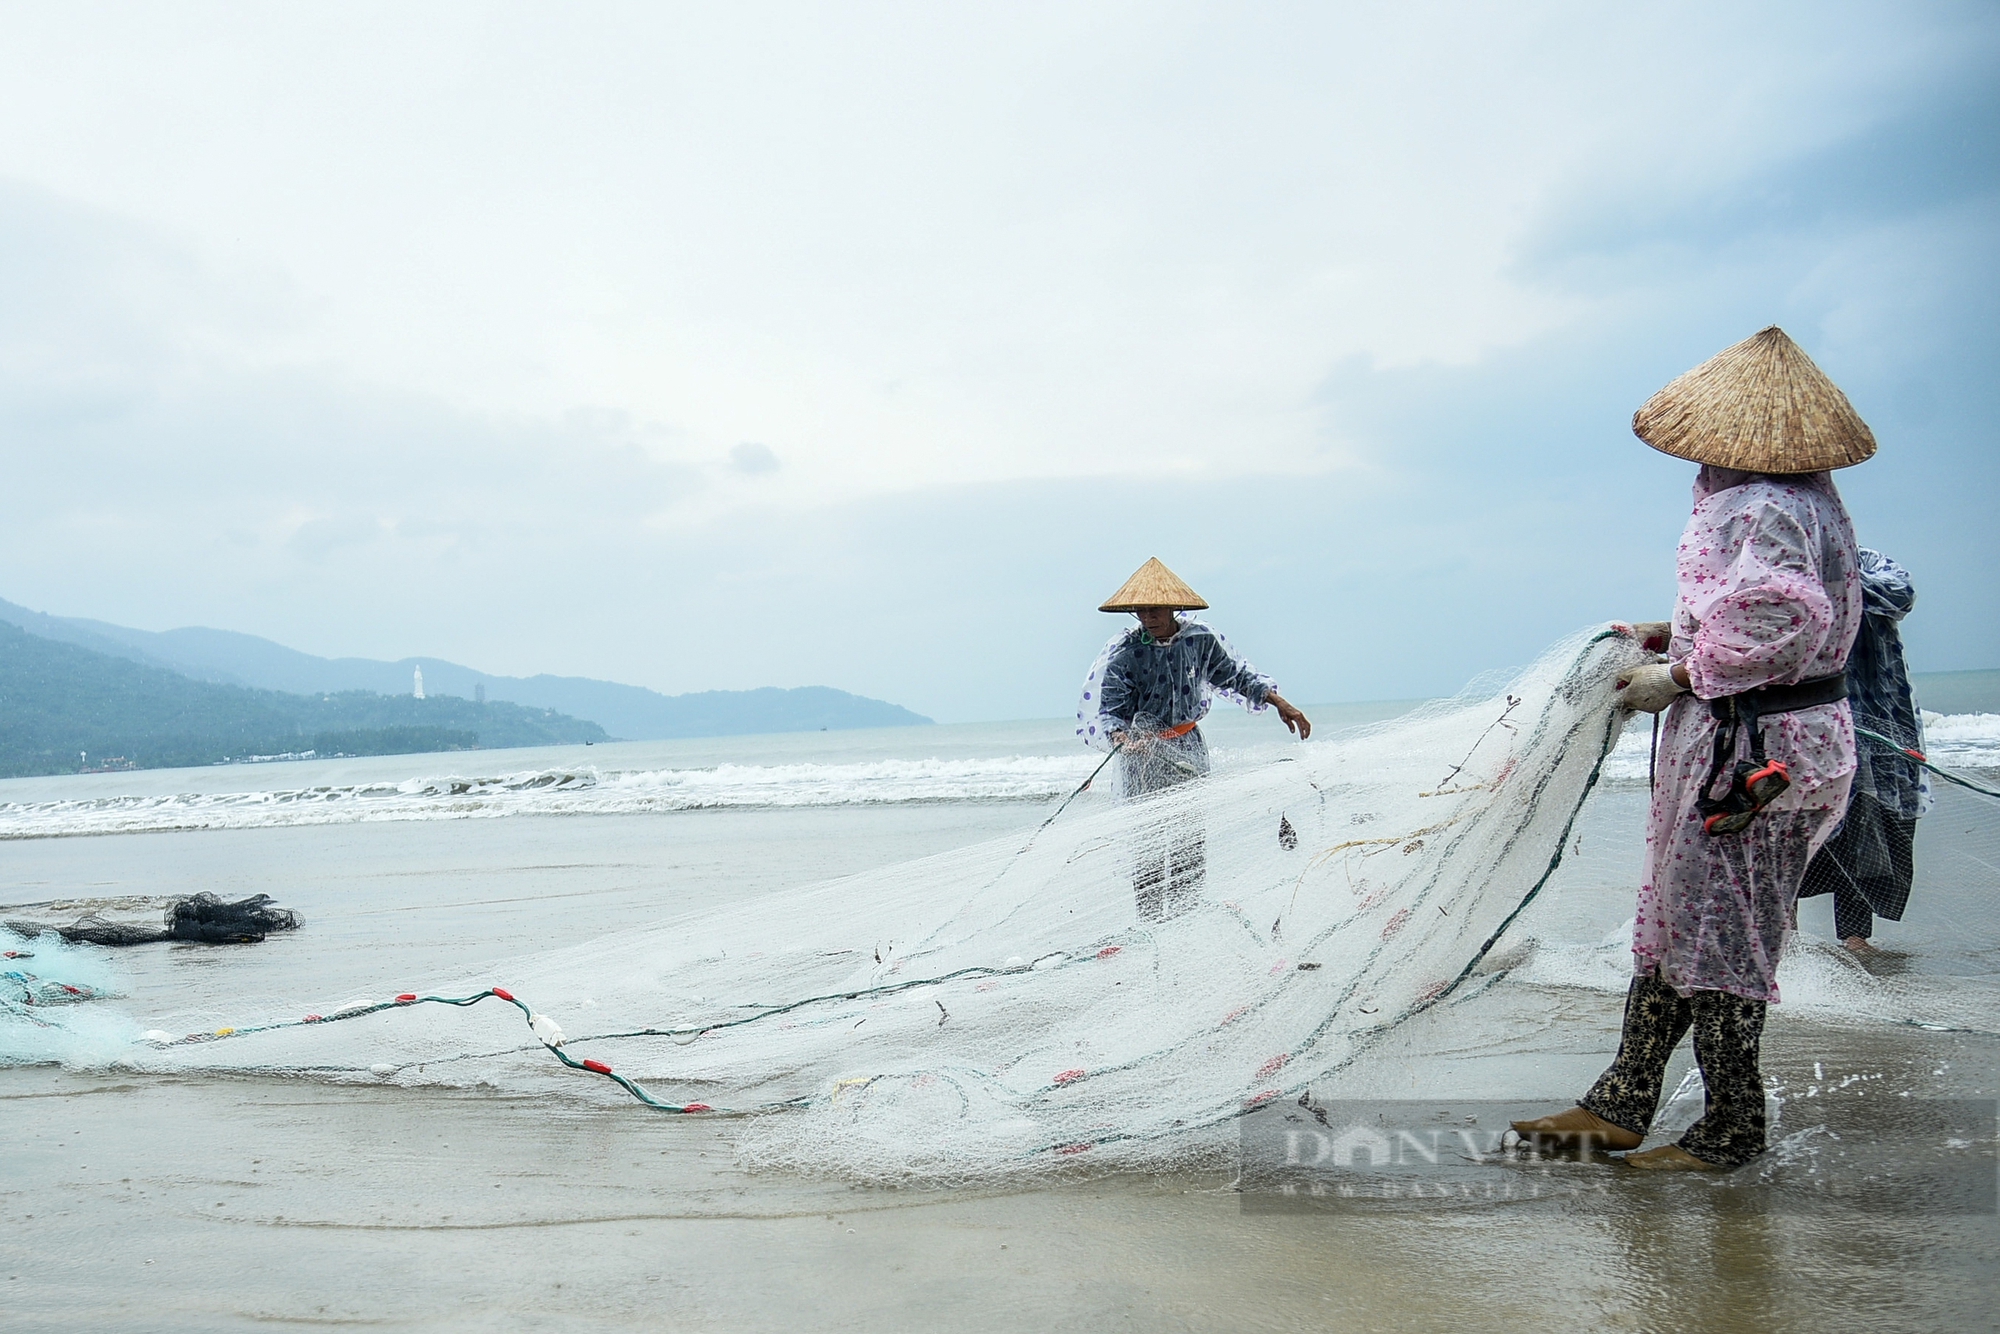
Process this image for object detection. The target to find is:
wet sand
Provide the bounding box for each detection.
[4,796,1997,1331]
[6,1017,1994,1333]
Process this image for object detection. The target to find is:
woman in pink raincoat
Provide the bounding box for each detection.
[1514,327,1875,1170]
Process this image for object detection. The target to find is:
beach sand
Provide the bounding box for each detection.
[6,1020,1994,1332]
[3,732,1996,1331]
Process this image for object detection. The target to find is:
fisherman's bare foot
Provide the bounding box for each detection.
[1843,936,1875,953]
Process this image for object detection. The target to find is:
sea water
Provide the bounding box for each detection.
[2,706,1996,1331]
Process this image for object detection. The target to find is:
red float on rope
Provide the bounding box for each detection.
[491,987,515,1002]
[1053,1068,1085,1085]
[581,1058,614,1075]
[1095,946,1122,959]
[395,993,418,1003]
[303,1014,322,1023]
[682,1102,712,1113]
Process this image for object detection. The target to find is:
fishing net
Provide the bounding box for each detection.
[3,893,301,946]
[7,625,1998,1183]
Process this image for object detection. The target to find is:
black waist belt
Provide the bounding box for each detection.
[1707,673,1848,726]
[1695,673,1848,835]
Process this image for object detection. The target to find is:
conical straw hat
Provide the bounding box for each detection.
[1632,326,1876,472]
[1099,557,1208,612]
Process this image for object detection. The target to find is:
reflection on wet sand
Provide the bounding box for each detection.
[4,1012,1992,1331]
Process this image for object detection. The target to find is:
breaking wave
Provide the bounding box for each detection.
[0,754,1107,840]
[1921,710,2000,769]
[4,714,1993,842]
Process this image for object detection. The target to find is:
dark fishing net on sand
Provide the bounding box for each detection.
[4,893,301,946]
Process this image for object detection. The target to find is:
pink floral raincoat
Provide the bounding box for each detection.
[1633,466,1862,1002]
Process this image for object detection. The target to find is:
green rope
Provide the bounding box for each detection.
[572,951,1070,1044]
[1855,725,2000,802]
[144,950,1102,1116]
[1432,703,1624,1002]
[151,987,744,1115]
[1031,741,1123,842]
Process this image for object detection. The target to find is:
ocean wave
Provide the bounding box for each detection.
[0,754,1103,840]
[5,712,1992,841]
[1920,710,2000,769]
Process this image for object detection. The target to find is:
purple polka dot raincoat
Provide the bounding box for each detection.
[1634,465,1862,1003]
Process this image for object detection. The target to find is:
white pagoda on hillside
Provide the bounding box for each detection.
[413,666,425,700]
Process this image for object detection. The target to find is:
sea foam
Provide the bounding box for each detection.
[0,753,1102,839]
[2,712,1992,842]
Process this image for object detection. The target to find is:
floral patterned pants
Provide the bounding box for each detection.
[1579,970,1768,1168]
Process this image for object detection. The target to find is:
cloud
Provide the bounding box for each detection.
[1520,55,2000,287]
[285,514,384,559]
[729,442,781,475]
[0,5,1993,719]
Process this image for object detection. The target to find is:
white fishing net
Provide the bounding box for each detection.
[15,629,1631,1168]
[10,624,1997,1183]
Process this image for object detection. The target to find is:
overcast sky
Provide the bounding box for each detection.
[1,2,1993,722]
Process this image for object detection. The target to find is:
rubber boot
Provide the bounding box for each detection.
[1623,1144,1725,1171]
[1509,1106,1642,1153]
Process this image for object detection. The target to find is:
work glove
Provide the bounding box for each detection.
[1616,662,1686,714]
[1622,621,1672,653]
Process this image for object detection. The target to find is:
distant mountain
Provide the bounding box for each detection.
[0,597,933,738]
[0,620,608,778]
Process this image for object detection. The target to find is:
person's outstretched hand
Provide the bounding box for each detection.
[1269,692,1312,740]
